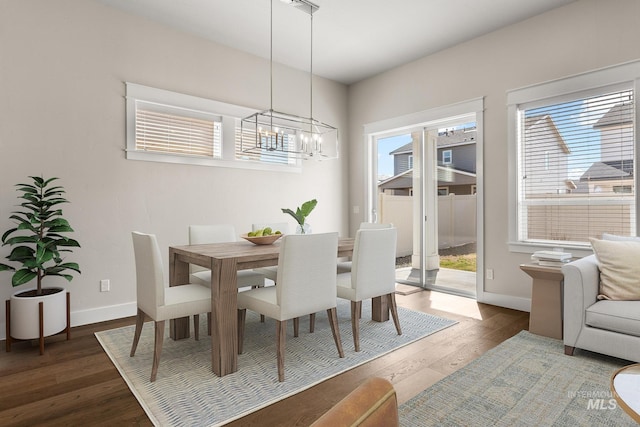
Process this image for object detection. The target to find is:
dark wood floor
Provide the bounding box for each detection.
[0,289,529,426]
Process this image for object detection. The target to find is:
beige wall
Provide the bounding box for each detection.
[0,0,348,336]
[347,0,640,304]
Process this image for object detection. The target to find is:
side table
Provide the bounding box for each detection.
[520,263,564,340]
[611,364,640,423]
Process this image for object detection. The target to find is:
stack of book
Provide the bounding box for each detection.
[531,250,572,267]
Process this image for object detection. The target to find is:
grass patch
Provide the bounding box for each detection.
[440,254,476,272]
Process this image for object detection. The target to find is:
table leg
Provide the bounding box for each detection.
[371,296,389,322]
[210,257,239,377]
[169,249,191,340]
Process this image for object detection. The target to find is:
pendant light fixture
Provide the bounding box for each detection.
[240,0,338,162]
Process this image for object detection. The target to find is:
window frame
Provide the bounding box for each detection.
[442,149,452,165]
[438,186,450,196]
[507,60,640,255]
[125,83,302,173]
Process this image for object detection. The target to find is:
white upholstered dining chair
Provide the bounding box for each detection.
[130,231,211,382]
[237,232,344,382]
[189,224,269,327]
[250,222,290,282]
[188,224,266,289]
[337,226,402,352]
[336,222,394,274]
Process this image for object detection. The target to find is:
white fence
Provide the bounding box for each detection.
[378,193,477,256]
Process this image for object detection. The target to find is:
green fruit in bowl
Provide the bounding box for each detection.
[247,231,256,237]
[275,230,282,235]
[254,229,264,237]
[263,227,272,235]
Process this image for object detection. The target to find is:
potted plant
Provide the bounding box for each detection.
[0,176,80,353]
[281,199,317,234]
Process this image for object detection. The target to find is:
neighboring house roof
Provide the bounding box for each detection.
[389,142,412,155]
[579,160,634,181]
[437,127,476,147]
[388,128,477,155]
[378,169,413,189]
[436,166,476,185]
[525,114,570,154]
[378,167,476,190]
[593,102,633,128]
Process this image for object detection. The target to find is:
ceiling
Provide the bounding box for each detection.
[97,0,577,85]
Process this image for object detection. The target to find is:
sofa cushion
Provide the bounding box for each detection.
[586,300,640,337]
[590,238,640,300]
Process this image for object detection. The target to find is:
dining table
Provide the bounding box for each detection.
[168,236,394,377]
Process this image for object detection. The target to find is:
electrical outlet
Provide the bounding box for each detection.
[486,269,494,280]
[100,279,110,292]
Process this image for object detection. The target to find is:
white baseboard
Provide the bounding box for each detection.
[71,301,138,328]
[0,301,137,341]
[1,293,531,341]
[477,291,531,312]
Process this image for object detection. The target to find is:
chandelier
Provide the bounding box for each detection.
[241,0,338,161]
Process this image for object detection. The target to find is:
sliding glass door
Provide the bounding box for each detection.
[366,105,481,298]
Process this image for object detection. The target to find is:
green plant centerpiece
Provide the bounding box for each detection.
[281,199,317,234]
[0,176,80,349]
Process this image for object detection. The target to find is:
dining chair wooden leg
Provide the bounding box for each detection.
[293,317,300,337]
[130,308,146,357]
[388,293,402,336]
[151,320,165,382]
[276,320,287,382]
[252,286,266,323]
[193,314,200,341]
[237,309,246,355]
[309,313,316,333]
[207,312,212,336]
[350,301,361,352]
[327,308,344,358]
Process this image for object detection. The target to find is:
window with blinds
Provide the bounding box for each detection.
[125,83,302,172]
[134,101,222,158]
[516,87,635,245]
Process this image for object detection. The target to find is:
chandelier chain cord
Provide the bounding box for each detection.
[310,10,313,130]
[270,0,274,127]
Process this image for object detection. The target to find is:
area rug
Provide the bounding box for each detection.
[96,299,456,426]
[399,330,636,426]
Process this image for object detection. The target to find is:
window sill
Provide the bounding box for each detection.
[125,150,302,173]
[508,241,593,259]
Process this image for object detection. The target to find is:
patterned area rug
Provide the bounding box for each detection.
[96,299,456,426]
[399,330,636,426]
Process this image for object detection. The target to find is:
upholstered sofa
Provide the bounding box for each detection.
[562,250,640,362]
[310,377,399,427]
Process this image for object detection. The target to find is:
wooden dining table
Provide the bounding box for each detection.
[167,236,396,377]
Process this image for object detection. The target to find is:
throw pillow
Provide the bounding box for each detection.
[590,238,640,300]
[602,233,640,242]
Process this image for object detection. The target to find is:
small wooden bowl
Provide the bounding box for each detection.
[241,233,283,245]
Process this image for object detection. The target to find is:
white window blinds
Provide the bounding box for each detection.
[234,125,296,165]
[517,87,635,245]
[135,101,222,158]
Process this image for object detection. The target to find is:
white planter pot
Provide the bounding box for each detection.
[10,287,67,340]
